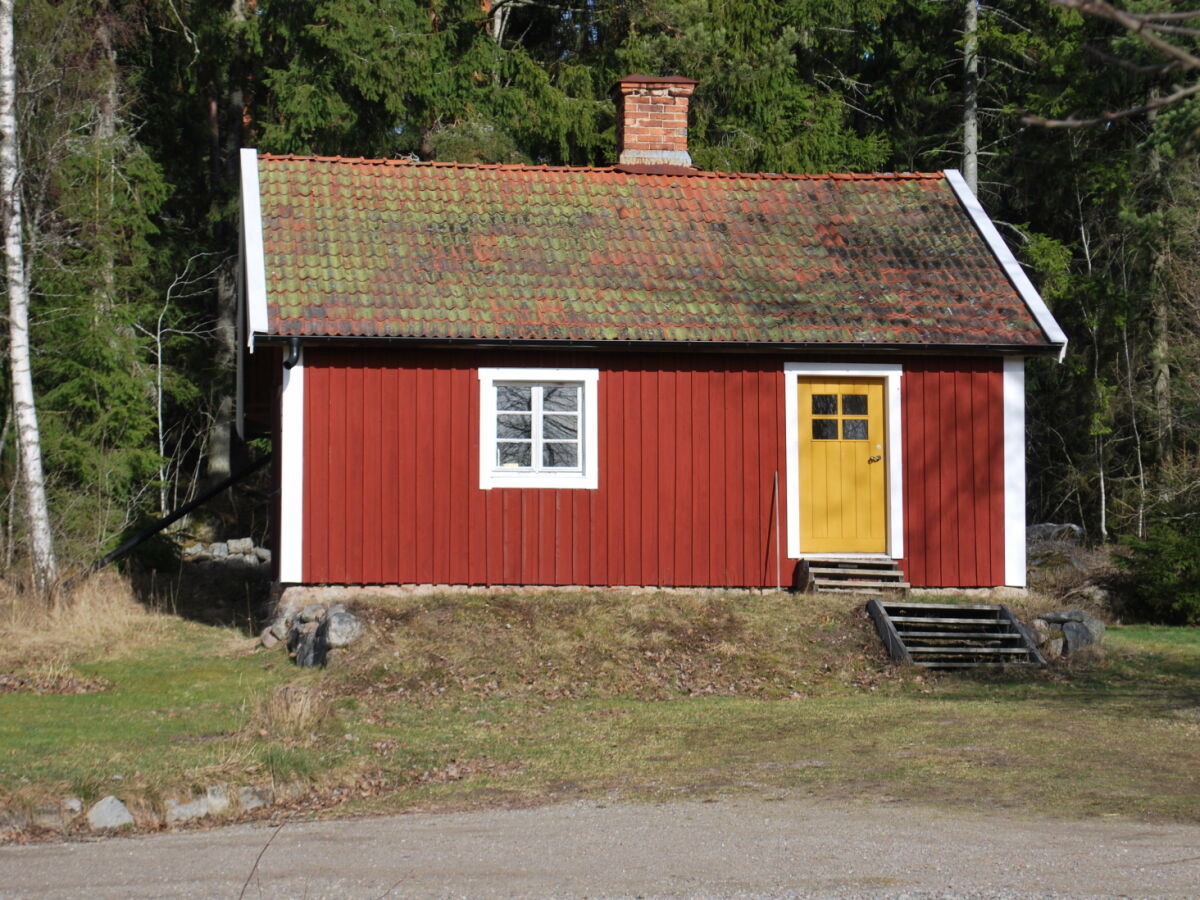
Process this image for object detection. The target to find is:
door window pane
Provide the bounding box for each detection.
[843,419,868,440]
[842,394,868,415]
[812,394,837,415]
[812,419,838,440]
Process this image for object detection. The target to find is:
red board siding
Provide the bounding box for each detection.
[299,348,1006,588]
[900,358,1005,587]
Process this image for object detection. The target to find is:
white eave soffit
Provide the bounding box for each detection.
[239,148,270,350]
[944,168,1068,363]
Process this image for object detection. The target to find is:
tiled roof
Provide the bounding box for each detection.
[253,154,1053,348]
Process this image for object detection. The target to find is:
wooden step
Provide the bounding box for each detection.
[865,597,1046,670]
[882,601,1007,612]
[901,631,1023,641]
[908,646,1031,655]
[911,661,1026,669]
[813,579,911,592]
[809,566,906,579]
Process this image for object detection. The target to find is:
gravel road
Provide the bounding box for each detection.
[2,795,1198,898]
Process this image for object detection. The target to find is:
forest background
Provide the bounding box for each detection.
[2,0,1198,607]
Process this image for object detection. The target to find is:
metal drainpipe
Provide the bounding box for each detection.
[282,337,301,369]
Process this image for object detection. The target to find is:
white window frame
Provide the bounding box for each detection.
[783,362,904,560]
[479,367,599,489]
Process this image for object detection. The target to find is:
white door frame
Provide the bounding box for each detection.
[783,362,904,560]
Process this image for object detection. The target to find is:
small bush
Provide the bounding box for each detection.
[1116,520,1200,625]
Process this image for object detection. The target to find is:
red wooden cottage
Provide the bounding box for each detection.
[237,75,1067,592]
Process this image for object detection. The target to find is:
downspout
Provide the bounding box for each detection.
[282,337,300,370]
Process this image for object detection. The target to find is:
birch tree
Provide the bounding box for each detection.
[1,0,57,593]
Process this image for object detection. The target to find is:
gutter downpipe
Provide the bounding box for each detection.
[282,337,301,370]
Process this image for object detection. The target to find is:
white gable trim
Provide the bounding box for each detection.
[279,349,304,583]
[783,362,904,561]
[239,148,269,349]
[944,169,1068,362]
[1003,357,1027,587]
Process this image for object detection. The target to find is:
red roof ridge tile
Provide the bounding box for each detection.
[254,152,945,183]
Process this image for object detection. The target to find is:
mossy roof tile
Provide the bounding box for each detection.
[253,155,1053,347]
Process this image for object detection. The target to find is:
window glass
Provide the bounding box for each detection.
[543,442,578,468]
[497,385,532,411]
[498,442,532,467]
[812,419,838,440]
[842,394,868,415]
[842,419,868,440]
[811,394,837,415]
[542,386,579,411]
[497,414,531,439]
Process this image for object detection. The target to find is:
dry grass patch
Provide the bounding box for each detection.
[0,572,177,674]
[334,590,886,701]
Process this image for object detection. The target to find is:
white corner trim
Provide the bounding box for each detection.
[783,363,904,561]
[279,350,305,582]
[944,169,1068,362]
[478,367,600,490]
[1003,357,1027,588]
[239,148,269,349]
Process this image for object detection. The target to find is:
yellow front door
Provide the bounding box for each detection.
[798,378,887,553]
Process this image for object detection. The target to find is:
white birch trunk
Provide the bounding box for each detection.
[1,0,57,593]
[963,0,979,195]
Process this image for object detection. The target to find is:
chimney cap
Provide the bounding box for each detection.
[614,74,699,87]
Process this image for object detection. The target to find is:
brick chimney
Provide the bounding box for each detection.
[614,75,698,168]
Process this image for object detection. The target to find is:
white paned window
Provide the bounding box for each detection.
[479,368,599,489]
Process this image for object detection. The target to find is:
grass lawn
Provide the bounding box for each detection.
[2,581,1198,834]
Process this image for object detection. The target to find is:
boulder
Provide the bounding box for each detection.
[209,542,229,559]
[1027,522,1086,544]
[1063,619,1105,654]
[289,621,328,667]
[325,610,363,648]
[239,786,269,811]
[1036,609,1105,656]
[206,785,230,815]
[260,627,280,650]
[86,796,134,830]
[31,805,63,830]
[1043,638,1064,661]
[165,796,209,825]
[299,604,327,623]
[61,797,83,818]
[254,547,272,563]
[227,537,254,555]
[181,543,206,559]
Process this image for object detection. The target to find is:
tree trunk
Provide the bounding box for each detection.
[204,0,248,485]
[1,0,58,593]
[962,0,979,194]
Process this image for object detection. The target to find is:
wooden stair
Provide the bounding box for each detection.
[799,558,909,595]
[866,598,1046,669]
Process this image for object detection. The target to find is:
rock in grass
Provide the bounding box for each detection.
[32,805,63,830]
[239,786,269,811]
[260,627,280,649]
[1063,619,1104,654]
[87,796,134,830]
[299,604,327,623]
[206,785,230,815]
[227,537,254,555]
[325,610,363,648]
[166,796,209,825]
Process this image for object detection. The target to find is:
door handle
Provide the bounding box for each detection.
[868,455,882,463]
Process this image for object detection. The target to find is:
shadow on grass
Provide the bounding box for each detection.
[125,545,271,636]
